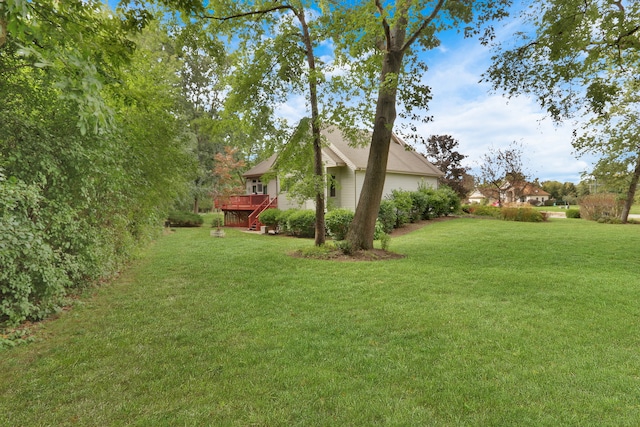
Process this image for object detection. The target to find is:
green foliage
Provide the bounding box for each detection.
[377,200,397,234]
[500,207,545,222]
[389,190,412,228]
[0,19,195,327]
[487,0,640,222]
[566,209,581,219]
[285,209,315,238]
[333,239,354,255]
[258,208,282,229]
[379,232,391,251]
[0,175,70,326]
[167,211,204,227]
[373,219,385,241]
[579,193,623,222]
[409,191,430,222]
[325,209,354,241]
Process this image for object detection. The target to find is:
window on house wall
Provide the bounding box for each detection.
[329,174,336,197]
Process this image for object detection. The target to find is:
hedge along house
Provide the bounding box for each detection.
[216,126,443,229]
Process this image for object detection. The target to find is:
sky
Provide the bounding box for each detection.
[409,24,595,184]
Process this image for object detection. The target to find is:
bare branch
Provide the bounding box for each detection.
[204,4,295,22]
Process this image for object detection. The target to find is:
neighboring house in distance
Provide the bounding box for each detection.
[217,126,443,228]
[502,182,551,205]
[468,182,550,206]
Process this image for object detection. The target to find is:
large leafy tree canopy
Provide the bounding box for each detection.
[486,0,640,222]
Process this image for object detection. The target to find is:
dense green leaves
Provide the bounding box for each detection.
[487,0,640,222]
[1,10,195,327]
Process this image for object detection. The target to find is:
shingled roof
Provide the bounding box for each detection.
[243,126,443,178]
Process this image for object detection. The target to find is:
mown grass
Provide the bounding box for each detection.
[2,218,640,426]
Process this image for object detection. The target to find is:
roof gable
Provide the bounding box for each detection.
[243,126,443,178]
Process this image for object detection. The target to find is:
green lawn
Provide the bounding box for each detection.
[2,218,640,426]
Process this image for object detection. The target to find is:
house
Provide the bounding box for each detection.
[468,182,550,206]
[502,182,551,205]
[216,126,443,228]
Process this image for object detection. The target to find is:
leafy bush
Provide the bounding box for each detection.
[325,208,354,241]
[278,209,297,234]
[579,193,623,221]
[566,209,581,219]
[286,209,315,237]
[467,204,501,217]
[259,208,282,229]
[0,176,70,326]
[389,189,412,227]
[378,200,397,233]
[409,191,429,222]
[167,211,204,227]
[500,207,545,222]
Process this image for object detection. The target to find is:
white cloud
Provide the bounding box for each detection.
[407,31,596,183]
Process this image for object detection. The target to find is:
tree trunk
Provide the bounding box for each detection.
[620,151,640,223]
[347,49,405,250]
[298,9,326,246]
[193,196,199,214]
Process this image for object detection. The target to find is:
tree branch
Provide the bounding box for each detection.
[203,4,295,22]
[375,0,391,51]
[401,0,445,52]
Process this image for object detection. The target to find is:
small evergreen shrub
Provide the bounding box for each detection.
[566,209,581,219]
[259,208,282,229]
[167,211,204,227]
[286,209,315,237]
[500,207,545,222]
[325,208,354,241]
[378,200,397,233]
[279,209,297,234]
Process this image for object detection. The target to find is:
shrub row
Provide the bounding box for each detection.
[167,211,204,227]
[500,207,545,222]
[259,186,462,240]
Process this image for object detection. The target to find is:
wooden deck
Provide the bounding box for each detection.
[215,195,278,228]
[215,195,270,211]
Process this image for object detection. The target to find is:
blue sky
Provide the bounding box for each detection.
[408,19,594,184]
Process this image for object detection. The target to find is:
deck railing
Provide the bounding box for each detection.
[215,194,269,211]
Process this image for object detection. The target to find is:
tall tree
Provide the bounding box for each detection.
[486,0,640,222]
[478,143,527,206]
[423,135,469,199]
[338,0,511,250]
